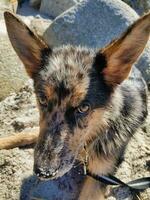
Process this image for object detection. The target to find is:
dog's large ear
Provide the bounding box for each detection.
[4,11,51,78]
[95,12,150,86]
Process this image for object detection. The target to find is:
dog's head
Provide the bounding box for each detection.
[4,12,150,179]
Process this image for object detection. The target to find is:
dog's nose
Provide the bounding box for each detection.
[34,166,58,179]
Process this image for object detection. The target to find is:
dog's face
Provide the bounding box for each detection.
[4,12,150,180]
[33,46,113,179]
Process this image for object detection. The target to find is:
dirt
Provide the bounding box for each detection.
[0,79,150,200]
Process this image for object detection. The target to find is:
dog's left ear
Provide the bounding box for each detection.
[4,11,51,79]
[95,12,150,86]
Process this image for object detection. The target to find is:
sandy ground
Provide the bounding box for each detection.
[0,79,150,200]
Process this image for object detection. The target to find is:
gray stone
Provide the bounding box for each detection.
[30,17,52,36]
[122,0,150,15]
[29,0,41,8]
[40,0,82,18]
[44,0,150,83]
[17,0,53,34]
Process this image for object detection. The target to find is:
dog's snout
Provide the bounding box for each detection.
[34,166,58,179]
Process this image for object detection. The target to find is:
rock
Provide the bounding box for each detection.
[40,0,82,18]
[29,0,41,9]
[43,0,150,84]
[17,0,52,36]
[15,14,52,37]
[122,0,150,15]
[30,17,52,36]
[0,0,18,13]
[27,166,84,200]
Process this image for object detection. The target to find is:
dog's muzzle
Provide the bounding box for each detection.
[34,165,59,179]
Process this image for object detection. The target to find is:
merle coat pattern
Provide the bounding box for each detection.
[0,11,150,200]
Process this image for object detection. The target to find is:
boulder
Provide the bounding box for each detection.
[30,17,52,36]
[0,0,18,13]
[43,0,150,84]
[29,0,41,9]
[122,0,150,15]
[17,0,53,36]
[40,0,82,18]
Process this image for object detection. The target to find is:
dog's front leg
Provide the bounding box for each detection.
[79,176,106,200]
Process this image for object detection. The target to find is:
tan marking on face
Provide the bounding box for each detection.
[71,88,87,107]
[70,76,90,107]
[67,108,109,161]
[38,116,47,140]
[68,128,86,158]
[44,84,55,100]
[84,108,108,142]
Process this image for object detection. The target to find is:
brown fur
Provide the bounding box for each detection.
[1,11,150,200]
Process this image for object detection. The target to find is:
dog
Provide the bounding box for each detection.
[0,11,150,200]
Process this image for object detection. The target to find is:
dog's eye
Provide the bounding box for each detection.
[38,96,47,106]
[77,103,90,114]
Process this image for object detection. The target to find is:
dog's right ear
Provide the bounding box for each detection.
[4,11,51,78]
